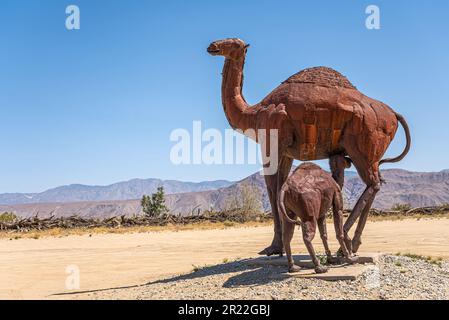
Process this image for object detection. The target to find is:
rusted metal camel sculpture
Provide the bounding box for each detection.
[207,38,411,255]
[279,162,356,273]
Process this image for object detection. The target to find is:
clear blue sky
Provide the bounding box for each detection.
[1,0,448,193]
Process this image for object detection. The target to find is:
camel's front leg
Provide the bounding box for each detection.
[258,156,293,256]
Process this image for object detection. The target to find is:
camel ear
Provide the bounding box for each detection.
[244,44,250,49]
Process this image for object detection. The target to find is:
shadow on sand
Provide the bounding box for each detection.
[51,255,318,297]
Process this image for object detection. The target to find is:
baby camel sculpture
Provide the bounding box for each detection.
[278,162,356,274]
[208,38,411,256]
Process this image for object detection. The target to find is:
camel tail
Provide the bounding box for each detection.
[277,188,300,225]
[379,112,411,165]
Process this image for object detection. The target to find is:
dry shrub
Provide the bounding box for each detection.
[224,182,263,216]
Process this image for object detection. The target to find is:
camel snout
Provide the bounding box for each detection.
[207,43,220,55]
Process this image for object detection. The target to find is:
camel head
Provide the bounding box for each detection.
[207,38,249,60]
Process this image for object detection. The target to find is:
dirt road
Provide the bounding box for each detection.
[1,218,448,299]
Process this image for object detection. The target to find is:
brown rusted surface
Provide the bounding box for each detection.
[284,66,356,90]
[278,163,356,274]
[208,38,411,256]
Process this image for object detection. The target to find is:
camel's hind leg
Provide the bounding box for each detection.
[343,161,381,253]
[351,183,380,252]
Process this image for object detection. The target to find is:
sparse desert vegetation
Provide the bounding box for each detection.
[396,252,444,267]
[391,203,413,211]
[141,187,169,218]
[224,182,264,216]
[0,212,18,223]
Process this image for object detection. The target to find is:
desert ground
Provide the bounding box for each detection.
[1,217,449,300]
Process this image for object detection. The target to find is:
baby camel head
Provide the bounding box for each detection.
[207,38,249,60]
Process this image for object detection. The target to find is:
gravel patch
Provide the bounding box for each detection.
[79,255,449,300]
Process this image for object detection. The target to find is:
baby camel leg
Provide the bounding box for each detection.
[318,215,342,265]
[332,193,358,264]
[317,216,332,259]
[282,218,300,273]
[302,220,328,274]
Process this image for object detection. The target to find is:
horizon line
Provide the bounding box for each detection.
[1,167,448,195]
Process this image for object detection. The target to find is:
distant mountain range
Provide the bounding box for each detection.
[1,169,449,218]
[0,179,233,205]
[164,168,449,214]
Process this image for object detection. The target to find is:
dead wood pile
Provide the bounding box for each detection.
[1,205,448,233]
[0,210,272,232]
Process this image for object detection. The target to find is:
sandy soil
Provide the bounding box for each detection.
[1,217,448,300]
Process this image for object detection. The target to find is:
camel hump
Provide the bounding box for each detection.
[283,66,356,90]
[297,162,322,171]
[293,162,325,177]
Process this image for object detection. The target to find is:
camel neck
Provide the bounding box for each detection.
[221,57,250,130]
